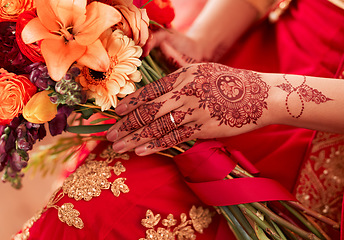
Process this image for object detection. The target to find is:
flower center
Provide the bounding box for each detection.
[88,69,107,81]
[59,27,74,41]
[81,67,109,87]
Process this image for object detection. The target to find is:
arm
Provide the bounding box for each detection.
[152,0,274,63]
[185,0,260,61]
[266,73,344,133]
[106,63,344,155]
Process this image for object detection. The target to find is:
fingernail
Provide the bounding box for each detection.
[135,146,147,156]
[106,129,118,141]
[112,141,125,153]
[115,103,128,115]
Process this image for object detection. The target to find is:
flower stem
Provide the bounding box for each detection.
[279,201,325,239]
[217,206,253,240]
[286,201,339,229]
[227,205,259,240]
[239,203,283,240]
[145,54,165,78]
[139,65,154,83]
[252,202,321,240]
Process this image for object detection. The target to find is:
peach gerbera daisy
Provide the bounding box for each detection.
[78,30,142,111]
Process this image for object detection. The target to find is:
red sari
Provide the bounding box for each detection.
[13,0,344,239]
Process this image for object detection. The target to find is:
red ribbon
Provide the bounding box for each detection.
[174,140,295,206]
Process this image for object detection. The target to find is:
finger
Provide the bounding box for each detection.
[114,67,190,116]
[134,123,203,156]
[107,93,185,142]
[110,108,195,153]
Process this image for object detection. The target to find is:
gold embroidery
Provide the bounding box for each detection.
[111,177,130,197]
[296,132,344,230]
[57,203,84,229]
[13,144,131,235]
[100,145,130,161]
[62,160,113,201]
[62,146,130,202]
[113,161,126,176]
[140,206,214,240]
[11,211,43,240]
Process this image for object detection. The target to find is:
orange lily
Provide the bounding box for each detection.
[21,0,123,81]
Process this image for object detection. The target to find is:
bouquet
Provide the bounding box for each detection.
[0,0,339,239]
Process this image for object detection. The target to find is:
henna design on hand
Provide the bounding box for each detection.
[147,124,202,149]
[171,63,270,127]
[132,108,194,141]
[129,67,190,105]
[119,101,165,132]
[277,75,332,118]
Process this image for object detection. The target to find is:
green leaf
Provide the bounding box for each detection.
[90,118,112,124]
[67,124,113,134]
[79,107,94,119]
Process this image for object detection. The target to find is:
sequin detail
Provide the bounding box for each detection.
[13,144,131,235]
[62,146,130,201]
[58,203,84,229]
[139,206,214,240]
[296,132,344,232]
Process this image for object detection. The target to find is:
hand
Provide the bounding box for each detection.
[148,29,203,68]
[106,63,271,156]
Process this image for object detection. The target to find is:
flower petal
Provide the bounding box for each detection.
[35,0,61,31]
[77,39,110,72]
[55,0,87,27]
[41,39,86,81]
[21,17,60,44]
[106,80,121,95]
[74,2,122,46]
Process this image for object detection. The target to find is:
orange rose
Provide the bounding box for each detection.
[0,0,35,22]
[22,90,57,124]
[0,68,36,125]
[112,0,150,46]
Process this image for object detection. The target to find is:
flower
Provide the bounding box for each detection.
[0,22,33,74]
[78,30,142,111]
[0,0,34,22]
[145,0,175,27]
[22,90,58,124]
[112,0,149,46]
[21,0,123,81]
[0,69,37,125]
[15,10,44,63]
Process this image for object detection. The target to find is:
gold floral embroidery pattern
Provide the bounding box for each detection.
[12,144,131,237]
[57,203,84,229]
[111,177,130,197]
[62,146,130,202]
[139,206,214,240]
[295,132,344,229]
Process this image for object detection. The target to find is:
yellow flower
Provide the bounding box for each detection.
[78,30,142,111]
[23,90,57,123]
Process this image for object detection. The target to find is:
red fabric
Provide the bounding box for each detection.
[174,140,295,206]
[26,142,228,239]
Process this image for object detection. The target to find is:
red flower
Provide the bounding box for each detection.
[15,10,44,63]
[145,0,175,27]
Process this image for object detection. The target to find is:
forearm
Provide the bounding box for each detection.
[186,0,265,61]
[263,73,344,133]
